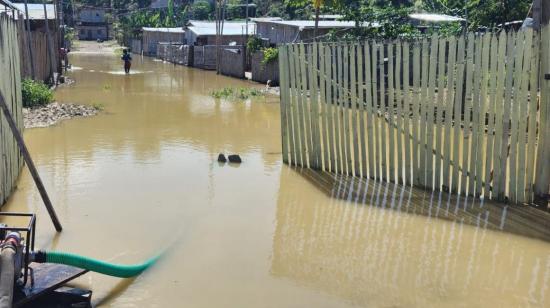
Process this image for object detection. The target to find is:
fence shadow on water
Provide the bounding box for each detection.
[291,166,550,243]
[272,167,550,307]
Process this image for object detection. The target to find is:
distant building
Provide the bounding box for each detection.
[185,20,255,46]
[142,27,186,56]
[77,8,109,40]
[254,20,376,45]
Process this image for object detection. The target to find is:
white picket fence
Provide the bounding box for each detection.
[278,28,550,205]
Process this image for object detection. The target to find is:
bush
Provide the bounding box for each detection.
[22,79,53,108]
[261,47,278,65]
[246,36,262,53]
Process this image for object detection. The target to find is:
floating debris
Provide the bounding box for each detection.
[24,102,100,128]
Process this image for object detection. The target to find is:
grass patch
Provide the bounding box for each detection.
[210,87,264,100]
[22,78,53,108]
[92,103,105,111]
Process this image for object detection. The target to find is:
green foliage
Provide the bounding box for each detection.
[261,47,279,65]
[22,79,53,108]
[191,1,214,20]
[64,27,76,47]
[210,87,264,100]
[247,36,263,53]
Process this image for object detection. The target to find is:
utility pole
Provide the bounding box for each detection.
[535,0,550,202]
[42,0,57,84]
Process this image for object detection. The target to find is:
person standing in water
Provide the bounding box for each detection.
[121,49,132,74]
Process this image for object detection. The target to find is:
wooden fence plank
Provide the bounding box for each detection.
[379,43,387,181]
[395,41,403,184]
[468,34,483,196]
[461,33,475,196]
[343,45,352,175]
[350,44,360,176]
[318,43,329,171]
[357,44,368,178]
[485,33,502,198]
[278,46,290,164]
[365,42,376,178]
[299,43,313,168]
[288,44,300,165]
[372,43,381,180]
[325,45,336,173]
[509,30,526,203]
[496,31,519,200]
[403,42,412,185]
[412,42,421,185]
[419,38,429,187]
[443,37,457,191]
[308,44,321,169]
[452,36,466,194]
[387,43,396,183]
[426,34,439,189]
[526,32,540,201]
[336,44,345,174]
[434,38,446,190]
[474,33,491,197]
[515,30,533,203]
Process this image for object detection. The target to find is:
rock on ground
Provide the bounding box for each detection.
[23,102,99,128]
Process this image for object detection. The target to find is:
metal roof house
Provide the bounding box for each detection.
[255,20,377,44]
[142,27,186,56]
[185,20,255,46]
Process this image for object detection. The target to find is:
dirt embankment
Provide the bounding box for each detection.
[24,103,99,128]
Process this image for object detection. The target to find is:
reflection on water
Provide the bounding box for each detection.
[274,168,550,307]
[1,52,548,307]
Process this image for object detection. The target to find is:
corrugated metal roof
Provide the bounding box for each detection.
[12,3,55,20]
[250,17,283,22]
[142,27,185,33]
[187,21,255,36]
[255,20,377,29]
[409,13,465,22]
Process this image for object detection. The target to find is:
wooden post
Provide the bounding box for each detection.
[0,93,62,232]
[534,0,550,201]
[42,0,56,84]
[23,0,35,79]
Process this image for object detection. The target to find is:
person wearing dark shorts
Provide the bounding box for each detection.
[121,49,132,74]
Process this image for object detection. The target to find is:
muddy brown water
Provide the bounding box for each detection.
[2,53,549,307]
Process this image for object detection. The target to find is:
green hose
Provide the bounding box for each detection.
[37,251,160,278]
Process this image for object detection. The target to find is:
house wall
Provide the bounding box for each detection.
[79,9,105,23]
[186,31,247,46]
[142,31,186,56]
[256,23,299,45]
[77,25,108,40]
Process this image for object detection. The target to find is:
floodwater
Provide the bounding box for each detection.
[2,51,550,307]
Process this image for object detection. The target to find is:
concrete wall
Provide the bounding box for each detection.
[251,50,279,85]
[219,47,245,78]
